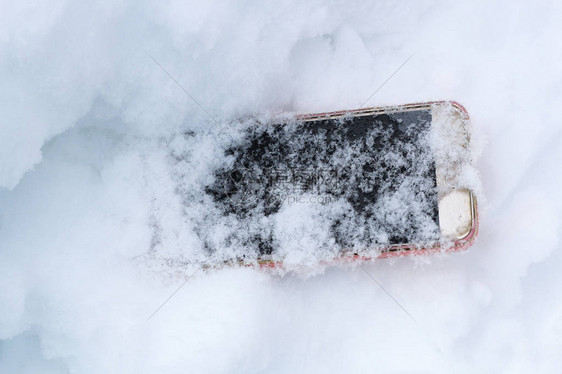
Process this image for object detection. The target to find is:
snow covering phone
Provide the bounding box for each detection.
[207,101,478,266]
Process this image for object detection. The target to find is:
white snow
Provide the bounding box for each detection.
[1,0,562,373]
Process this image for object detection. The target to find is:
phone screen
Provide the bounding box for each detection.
[207,109,440,256]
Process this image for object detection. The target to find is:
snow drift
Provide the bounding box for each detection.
[1,0,562,373]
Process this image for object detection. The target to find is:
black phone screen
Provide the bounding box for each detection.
[207,109,440,256]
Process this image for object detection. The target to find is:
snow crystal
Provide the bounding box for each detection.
[197,108,442,264]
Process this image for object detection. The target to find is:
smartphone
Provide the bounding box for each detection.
[206,101,478,266]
